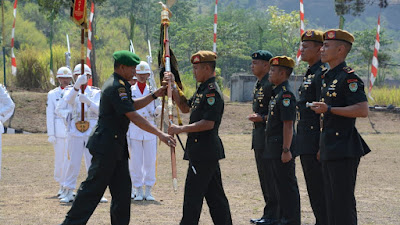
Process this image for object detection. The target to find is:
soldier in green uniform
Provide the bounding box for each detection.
[247,50,278,225]
[60,50,176,225]
[296,30,328,225]
[310,29,370,225]
[265,56,300,225]
[165,50,232,225]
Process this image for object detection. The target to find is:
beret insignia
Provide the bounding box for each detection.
[254,53,258,58]
[193,55,200,63]
[327,31,336,39]
[272,58,279,65]
[305,30,313,37]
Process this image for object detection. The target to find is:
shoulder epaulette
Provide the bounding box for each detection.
[343,66,354,74]
[208,83,216,90]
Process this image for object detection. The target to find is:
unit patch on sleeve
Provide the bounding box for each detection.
[207,97,215,106]
[283,98,290,107]
[118,87,128,100]
[349,82,358,92]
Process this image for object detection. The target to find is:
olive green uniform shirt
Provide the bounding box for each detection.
[184,77,225,162]
[319,62,370,160]
[252,73,273,150]
[264,81,296,159]
[86,73,136,160]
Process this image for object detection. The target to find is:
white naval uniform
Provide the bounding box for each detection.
[128,83,160,188]
[46,86,69,186]
[0,84,15,180]
[56,86,100,190]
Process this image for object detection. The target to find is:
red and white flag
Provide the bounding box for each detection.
[11,0,18,76]
[295,0,305,65]
[86,1,94,86]
[212,0,218,53]
[369,14,380,99]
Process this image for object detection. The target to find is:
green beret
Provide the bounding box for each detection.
[251,50,273,61]
[191,50,217,64]
[323,29,355,44]
[301,30,324,43]
[269,56,295,69]
[113,50,141,66]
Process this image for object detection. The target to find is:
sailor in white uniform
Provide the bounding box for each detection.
[46,67,73,196]
[128,61,161,201]
[56,64,106,203]
[0,84,15,180]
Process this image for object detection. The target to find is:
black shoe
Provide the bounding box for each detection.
[255,218,279,225]
[250,217,263,224]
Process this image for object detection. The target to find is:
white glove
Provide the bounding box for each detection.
[74,75,88,90]
[48,136,56,145]
[79,94,92,106]
[154,105,163,118]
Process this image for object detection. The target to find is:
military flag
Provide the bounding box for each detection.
[369,14,381,99]
[11,0,18,76]
[296,0,305,65]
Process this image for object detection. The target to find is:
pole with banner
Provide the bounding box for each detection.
[368,14,381,100]
[71,0,89,133]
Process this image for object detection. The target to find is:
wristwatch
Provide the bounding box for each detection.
[282,147,290,153]
[151,93,157,100]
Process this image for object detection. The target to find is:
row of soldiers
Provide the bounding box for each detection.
[46,61,161,203]
[249,29,370,225]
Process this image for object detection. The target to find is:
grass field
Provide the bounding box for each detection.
[0,106,400,224]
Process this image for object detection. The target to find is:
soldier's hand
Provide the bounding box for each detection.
[74,74,88,89]
[247,113,263,122]
[159,132,176,148]
[47,136,56,145]
[310,102,327,114]
[163,71,175,83]
[154,85,167,97]
[281,151,292,163]
[168,124,182,135]
[316,150,320,161]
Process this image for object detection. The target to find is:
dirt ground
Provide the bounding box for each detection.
[0,102,400,224]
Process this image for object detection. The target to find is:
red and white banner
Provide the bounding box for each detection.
[11,0,18,76]
[369,14,380,96]
[86,1,94,86]
[295,0,305,65]
[212,0,218,53]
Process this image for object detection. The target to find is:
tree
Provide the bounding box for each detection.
[267,6,299,56]
[350,28,392,87]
